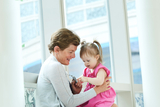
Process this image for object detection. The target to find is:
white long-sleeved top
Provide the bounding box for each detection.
[36,54,96,107]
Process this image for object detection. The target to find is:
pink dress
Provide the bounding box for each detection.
[77,63,116,107]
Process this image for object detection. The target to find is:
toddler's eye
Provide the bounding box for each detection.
[87,60,90,62]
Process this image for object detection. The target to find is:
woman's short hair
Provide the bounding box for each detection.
[48,28,80,53]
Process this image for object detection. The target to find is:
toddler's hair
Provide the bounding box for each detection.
[80,40,103,63]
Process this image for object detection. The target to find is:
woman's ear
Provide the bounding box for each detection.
[54,46,60,53]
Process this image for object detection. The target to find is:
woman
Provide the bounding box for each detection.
[36,28,112,107]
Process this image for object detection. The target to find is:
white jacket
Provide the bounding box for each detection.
[36,54,96,107]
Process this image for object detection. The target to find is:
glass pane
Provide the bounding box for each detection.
[135,93,144,107]
[127,1,136,11]
[86,0,102,3]
[64,0,112,80]
[35,1,39,14]
[126,0,142,84]
[21,19,40,43]
[25,88,36,107]
[20,2,34,17]
[65,0,83,8]
[86,6,107,20]
[20,0,42,74]
[66,10,84,26]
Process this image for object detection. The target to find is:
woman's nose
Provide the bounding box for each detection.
[72,53,75,58]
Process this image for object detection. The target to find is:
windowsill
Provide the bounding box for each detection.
[24,72,143,93]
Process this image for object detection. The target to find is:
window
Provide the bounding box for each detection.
[63,0,112,80]
[23,0,145,106]
[126,0,144,106]
[20,0,42,74]
[127,0,142,84]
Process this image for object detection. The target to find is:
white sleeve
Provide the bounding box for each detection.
[47,63,96,107]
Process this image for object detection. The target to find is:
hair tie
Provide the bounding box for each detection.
[93,42,99,49]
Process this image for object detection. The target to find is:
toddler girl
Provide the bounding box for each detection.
[77,40,117,107]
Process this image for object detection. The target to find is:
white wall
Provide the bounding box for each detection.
[0,0,25,107]
[136,0,160,106]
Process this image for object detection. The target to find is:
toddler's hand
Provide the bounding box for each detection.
[79,76,88,83]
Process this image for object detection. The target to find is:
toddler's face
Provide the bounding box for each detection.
[81,54,99,70]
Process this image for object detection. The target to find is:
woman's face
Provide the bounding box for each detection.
[57,44,77,65]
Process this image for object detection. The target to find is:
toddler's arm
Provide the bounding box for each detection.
[80,69,107,86]
[77,75,83,80]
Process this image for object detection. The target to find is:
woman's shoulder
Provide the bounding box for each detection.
[42,56,62,71]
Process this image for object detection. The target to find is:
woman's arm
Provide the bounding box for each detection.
[80,68,107,86]
[47,63,110,107]
[47,63,97,107]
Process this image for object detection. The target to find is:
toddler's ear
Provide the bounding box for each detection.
[95,55,99,60]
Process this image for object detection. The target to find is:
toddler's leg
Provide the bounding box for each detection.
[94,103,106,107]
[111,103,118,107]
[95,102,115,107]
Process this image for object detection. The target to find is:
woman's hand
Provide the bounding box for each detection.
[93,76,111,95]
[71,79,82,94]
